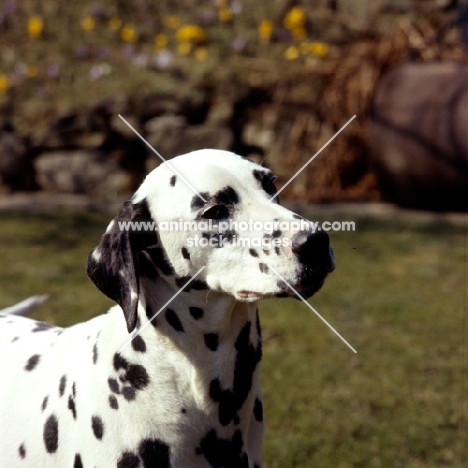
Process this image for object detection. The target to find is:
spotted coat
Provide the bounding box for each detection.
[0,149,334,467]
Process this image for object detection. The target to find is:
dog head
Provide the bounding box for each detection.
[87,150,335,332]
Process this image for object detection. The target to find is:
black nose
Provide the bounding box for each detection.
[292,230,335,272]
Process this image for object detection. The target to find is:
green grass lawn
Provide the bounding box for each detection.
[0,210,466,467]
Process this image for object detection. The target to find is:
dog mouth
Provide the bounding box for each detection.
[236,267,331,302]
[236,291,265,301]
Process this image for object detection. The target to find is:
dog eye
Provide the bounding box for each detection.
[201,205,229,220]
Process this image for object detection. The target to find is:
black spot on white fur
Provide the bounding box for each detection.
[59,375,66,397]
[249,248,258,257]
[170,175,176,186]
[181,247,190,260]
[165,309,184,333]
[111,354,150,401]
[204,333,219,351]
[252,169,279,203]
[93,342,98,364]
[175,277,208,292]
[42,396,48,411]
[139,438,171,468]
[68,395,77,419]
[203,333,219,351]
[209,321,261,426]
[196,429,248,467]
[92,415,104,440]
[73,454,83,468]
[117,452,140,468]
[189,307,204,320]
[116,439,170,468]
[214,186,240,205]
[254,398,263,422]
[25,354,40,371]
[108,377,121,394]
[43,414,59,453]
[131,335,146,352]
[109,395,119,409]
[18,444,26,459]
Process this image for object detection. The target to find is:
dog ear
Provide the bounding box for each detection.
[86,199,158,333]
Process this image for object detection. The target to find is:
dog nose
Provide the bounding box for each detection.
[291,230,335,272]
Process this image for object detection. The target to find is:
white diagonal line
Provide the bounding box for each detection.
[118,266,206,353]
[270,115,356,201]
[118,114,207,203]
[268,264,357,353]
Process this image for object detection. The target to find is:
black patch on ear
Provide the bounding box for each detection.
[214,186,239,205]
[253,170,279,203]
[170,175,176,186]
[86,198,158,333]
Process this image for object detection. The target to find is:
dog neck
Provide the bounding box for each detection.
[138,275,262,361]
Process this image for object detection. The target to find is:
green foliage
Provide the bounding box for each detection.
[0,211,466,467]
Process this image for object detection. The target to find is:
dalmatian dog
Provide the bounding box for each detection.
[0,149,335,468]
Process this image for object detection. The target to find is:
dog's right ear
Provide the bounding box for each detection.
[86,199,158,333]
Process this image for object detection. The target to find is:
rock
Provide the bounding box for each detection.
[34,150,131,198]
[368,62,468,211]
[146,115,232,158]
[0,124,32,190]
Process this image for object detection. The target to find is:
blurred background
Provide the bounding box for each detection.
[0,1,467,467]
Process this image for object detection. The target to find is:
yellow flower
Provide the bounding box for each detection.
[81,16,95,32]
[177,42,192,55]
[28,16,43,39]
[258,19,274,44]
[218,7,232,22]
[165,15,180,29]
[176,25,206,44]
[108,17,122,30]
[284,45,299,60]
[283,6,306,31]
[154,34,168,50]
[0,74,9,93]
[27,65,39,78]
[291,27,307,39]
[121,25,137,43]
[309,41,329,57]
[194,47,208,62]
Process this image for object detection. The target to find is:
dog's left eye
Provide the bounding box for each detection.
[201,205,229,220]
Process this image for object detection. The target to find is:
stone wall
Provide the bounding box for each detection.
[0,88,380,203]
